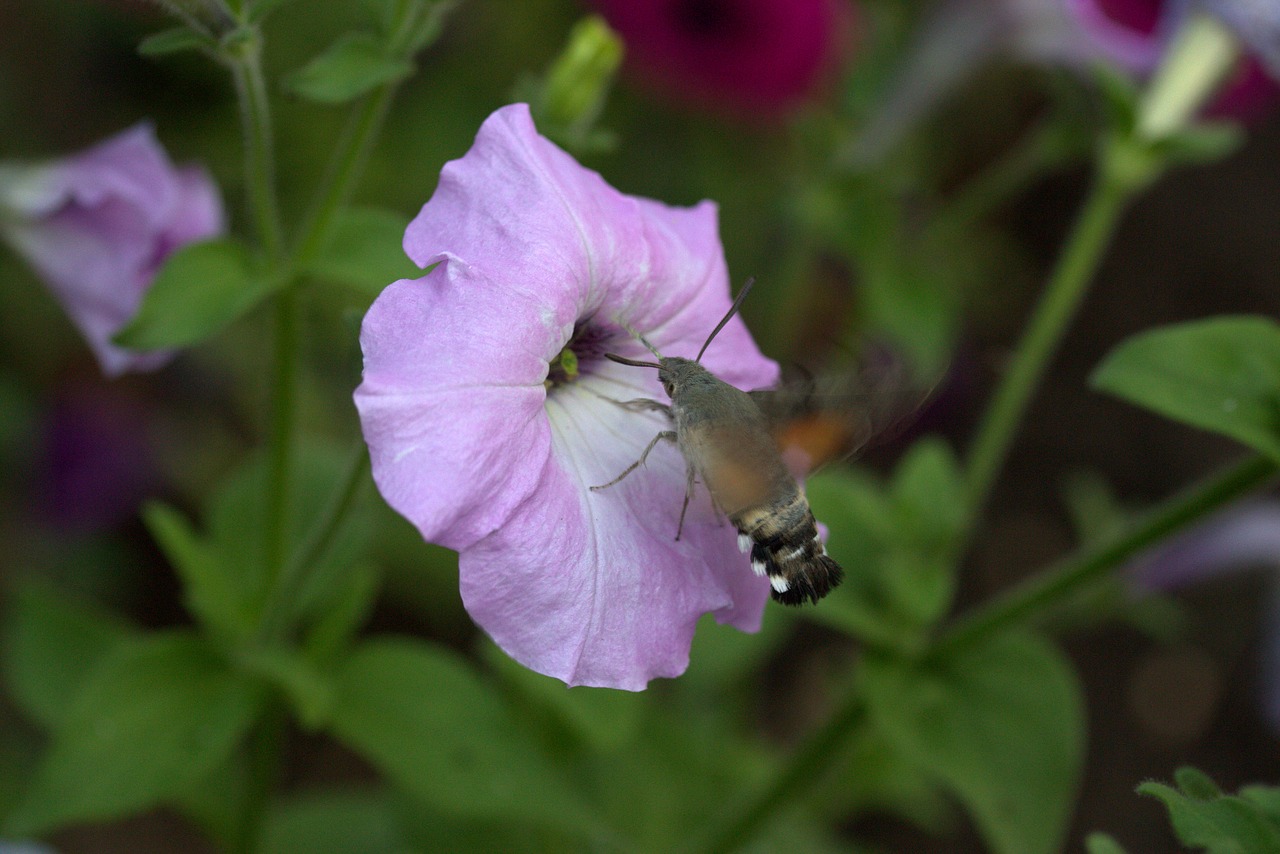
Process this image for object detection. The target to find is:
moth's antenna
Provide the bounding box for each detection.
[696,277,755,363]
[605,353,661,369]
[603,320,664,368]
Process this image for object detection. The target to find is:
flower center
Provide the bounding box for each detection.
[672,0,749,40]
[545,321,616,389]
[546,346,580,388]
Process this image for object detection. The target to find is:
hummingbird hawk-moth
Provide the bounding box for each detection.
[591,279,876,606]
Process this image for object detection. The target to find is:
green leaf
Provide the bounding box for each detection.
[4,632,264,836]
[284,33,413,105]
[262,788,405,854]
[143,501,254,643]
[1091,316,1280,461]
[804,469,925,649]
[1177,766,1226,800]
[303,206,418,296]
[113,239,279,350]
[481,639,644,751]
[405,0,459,52]
[1241,784,1280,823]
[328,638,597,833]
[883,438,965,625]
[1154,123,1244,167]
[247,0,303,23]
[137,27,215,57]
[1,586,136,730]
[1139,770,1280,853]
[150,442,372,643]
[1085,832,1130,854]
[862,631,1086,854]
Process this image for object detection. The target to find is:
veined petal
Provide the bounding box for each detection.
[461,374,768,691]
[0,123,223,377]
[358,103,781,690]
[356,258,560,550]
[405,103,651,313]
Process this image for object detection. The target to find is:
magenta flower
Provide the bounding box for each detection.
[589,0,852,115]
[0,123,224,377]
[354,104,778,690]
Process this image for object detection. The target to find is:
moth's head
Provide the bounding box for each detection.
[656,356,705,399]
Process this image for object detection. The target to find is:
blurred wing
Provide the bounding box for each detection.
[750,358,933,476]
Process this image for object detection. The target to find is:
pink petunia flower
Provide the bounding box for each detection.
[589,0,852,116]
[354,104,778,690]
[0,123,224,377]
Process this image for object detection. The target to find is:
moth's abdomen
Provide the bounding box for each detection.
[733,490,844,606]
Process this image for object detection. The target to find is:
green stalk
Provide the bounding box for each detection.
[937,454,1278,657]
[264,287,299,578]
[225,22,295,599]
[230,700,287,854]
[228,33,285,261]
[684,695,867,854]
[256,444,370,645]
[962,165,1131,517]
[930,118,1082,241]
[251,5,418,644]
[290,82,398,272]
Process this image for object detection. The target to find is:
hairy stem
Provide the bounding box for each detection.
[962,167,1131,517]
[937,454,1278,657]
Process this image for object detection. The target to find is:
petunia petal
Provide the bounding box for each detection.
[355,258,561,550]
[461,375,769,691]
[404,104,650,314]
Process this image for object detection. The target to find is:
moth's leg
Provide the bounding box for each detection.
[675,462,697,541]
[613,397,673,418]
[585,387,673,419]
[590,430,677,491]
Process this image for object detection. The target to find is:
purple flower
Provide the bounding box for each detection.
[0,123,224,377]
[35,379,159,533]
[589,0,853,116]
[354,104,778,690]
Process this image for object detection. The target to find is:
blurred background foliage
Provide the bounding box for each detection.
[1,0,1279,852]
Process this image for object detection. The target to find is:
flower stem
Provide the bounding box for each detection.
[696,456,1276,853]
[228,31,285,262]
[264,286,299,580]
[684,694,867,854]
[290,82,398,272]
[231,699,287,854]
[962,165,1131,517]
[936,454,1279,657]
[930,118,1083,241]
[256,443,370,645]
[224,22,296,582]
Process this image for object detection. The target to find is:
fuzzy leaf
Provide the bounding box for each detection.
[114,238,278,350]
[1139,770,1280,853]
[138,27,214,57]
[1091,316,1280,461]
[862,631,1085,854]
[0,586,136,730]
[328,638,596,833]
[303,206,418,296]
[284,33,412,104]
[4,632,263,836]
